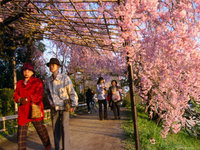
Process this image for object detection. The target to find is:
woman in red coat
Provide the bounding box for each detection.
[14,63,51,150]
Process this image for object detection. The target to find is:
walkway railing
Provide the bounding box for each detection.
[0,103,87,133]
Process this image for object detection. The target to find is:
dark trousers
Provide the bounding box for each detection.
[18,121,50,150]
[51,110,70,150]
[98,99,107,120]
[87,101,91,112]
[113,101,120,119]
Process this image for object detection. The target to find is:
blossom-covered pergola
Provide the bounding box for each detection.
[3,1,200,149]
[0,0,122,52]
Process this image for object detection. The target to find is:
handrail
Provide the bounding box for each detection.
[0,103,87,132]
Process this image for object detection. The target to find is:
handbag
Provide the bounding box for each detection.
[107,94,111,101]
[31,103,42,118]
[112,91,121,102]
[64,100,71,112]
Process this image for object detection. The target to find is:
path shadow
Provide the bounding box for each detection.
[0,128,50,150]
[71,128,125,139]
[72,124,121,131]
[0,133,18,146]
[76,109,129,121]
[26,139,44,150]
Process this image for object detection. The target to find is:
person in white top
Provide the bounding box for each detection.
[96,77,108,120]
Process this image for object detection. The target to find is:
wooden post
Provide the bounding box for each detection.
[2,117,6,132]
[127,57,140,150]
[83,76,86,103]
[44,111,47,120]
[13,51,18,113]
[118,0,140,147]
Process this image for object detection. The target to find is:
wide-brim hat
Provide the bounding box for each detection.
[22,63,35,73]
[46,58,61,67]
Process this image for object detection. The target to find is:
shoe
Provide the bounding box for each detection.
[118,116,120,120]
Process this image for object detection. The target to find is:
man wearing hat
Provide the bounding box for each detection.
[45,58,78,150]
[14,62,51,150]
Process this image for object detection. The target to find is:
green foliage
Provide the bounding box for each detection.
[122,91,142,107]
[35,41,46,53]
[189,97,200,112]
[183,97,200,138]
[122,91,131,107]
[69,75,80,93]
[0,119,18,136]
[0,60,13,88]
[123,105,200,150]
[0,22,47,89]
[78,93,85,103]
[69,74,87,104]
[43,91,50,109]
[0,88,15,116]
[121,78,129,87]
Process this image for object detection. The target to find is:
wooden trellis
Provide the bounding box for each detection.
[0,0,122,52]
[0,1,141,149]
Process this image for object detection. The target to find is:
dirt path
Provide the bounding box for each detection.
[0,108,126,150]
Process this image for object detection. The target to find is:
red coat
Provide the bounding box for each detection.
[14,77,44,126]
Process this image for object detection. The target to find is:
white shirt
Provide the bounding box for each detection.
[96,83,106,100]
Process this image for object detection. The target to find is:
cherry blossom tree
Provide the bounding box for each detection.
[49,40,126,80]
[114,0,200,138]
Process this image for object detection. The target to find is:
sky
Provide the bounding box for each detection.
[42,39,56,62]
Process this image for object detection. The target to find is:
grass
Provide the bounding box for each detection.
[122,105,200,150]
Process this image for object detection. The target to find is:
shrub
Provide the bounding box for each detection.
[122,92,131,107]
[78,93,85,103]
[122,91,142,107]
[0,88,15,116]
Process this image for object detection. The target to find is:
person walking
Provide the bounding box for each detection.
[96,77,107,120]
[14,62,51,150]
[108,80,121,120]
[45,58,78,150]
[86,88,94,113]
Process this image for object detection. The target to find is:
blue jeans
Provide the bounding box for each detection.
[51,110,70,150]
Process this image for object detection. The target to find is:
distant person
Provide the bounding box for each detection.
[14,62,51,150]
[96,77,107,120]
[45,58,78,150]
[86,88,95,113]
[108,80,121,119]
